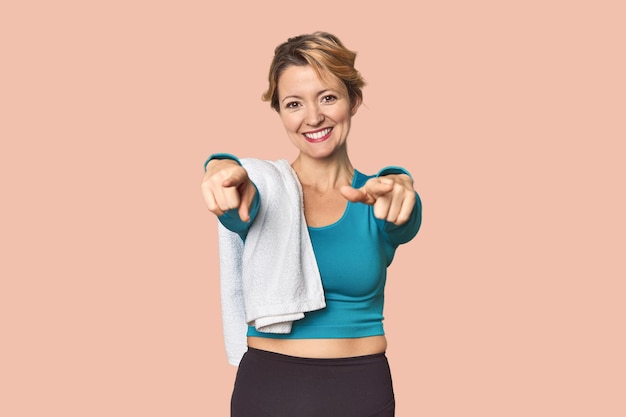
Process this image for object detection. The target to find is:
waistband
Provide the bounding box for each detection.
[244,347,387,366]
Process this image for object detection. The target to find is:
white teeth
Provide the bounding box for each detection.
[304,127,331,139]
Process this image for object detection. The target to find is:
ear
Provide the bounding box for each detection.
[351,96,362,116]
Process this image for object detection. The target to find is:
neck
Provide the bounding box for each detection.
[291,152,354,191]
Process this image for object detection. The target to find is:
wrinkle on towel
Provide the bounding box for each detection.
[218,158,325,366]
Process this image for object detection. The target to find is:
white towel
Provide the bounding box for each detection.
[218,158,326,366]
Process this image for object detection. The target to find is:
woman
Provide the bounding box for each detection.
[202,32,422,417]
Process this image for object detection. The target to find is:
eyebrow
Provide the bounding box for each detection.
[281,89,335,103]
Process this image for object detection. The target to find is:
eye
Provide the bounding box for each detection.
[285,101,300,109]
[321,95,337,103]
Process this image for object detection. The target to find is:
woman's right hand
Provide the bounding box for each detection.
[201,159,257,222]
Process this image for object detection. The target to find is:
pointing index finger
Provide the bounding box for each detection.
[364,179,394,198]
[340,180,393,206]
[340,185,369,203]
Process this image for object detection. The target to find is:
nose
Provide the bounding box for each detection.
[305,105,324,126]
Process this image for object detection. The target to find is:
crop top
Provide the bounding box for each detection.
[209,154,422,339]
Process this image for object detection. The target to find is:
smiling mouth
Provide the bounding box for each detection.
[303,127,332,142]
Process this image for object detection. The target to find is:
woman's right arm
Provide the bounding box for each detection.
[201,154,260,238]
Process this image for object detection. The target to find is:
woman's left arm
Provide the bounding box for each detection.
[340,168,422,244]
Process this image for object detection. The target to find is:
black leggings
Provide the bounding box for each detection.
[231,347,395,417]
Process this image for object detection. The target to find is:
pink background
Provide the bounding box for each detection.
[2,1,625,416]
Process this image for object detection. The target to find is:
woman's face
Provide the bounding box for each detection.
[277,65,360,161]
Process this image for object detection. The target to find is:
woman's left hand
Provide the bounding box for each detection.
[340,174,416,225]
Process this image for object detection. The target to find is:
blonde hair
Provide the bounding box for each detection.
[262,32,365,112]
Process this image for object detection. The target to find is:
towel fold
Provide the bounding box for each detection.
[218,158,326,366]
